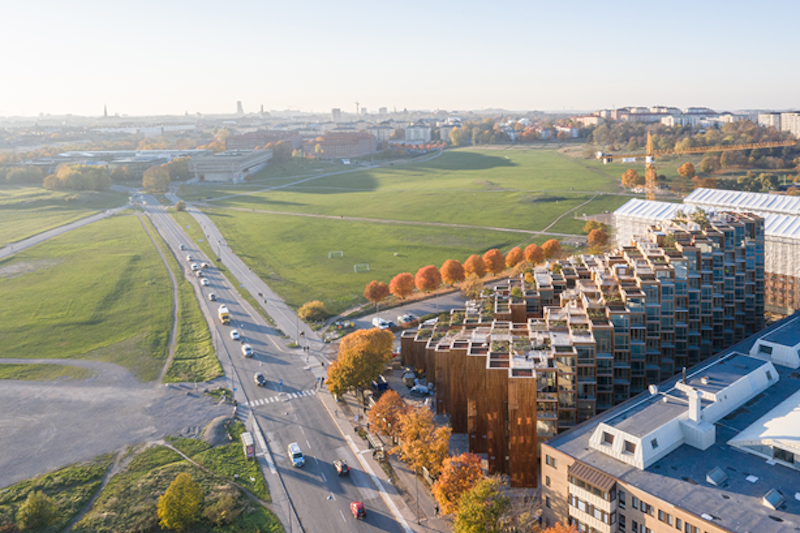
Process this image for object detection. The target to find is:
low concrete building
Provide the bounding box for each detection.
[302,132,377,160]
[226,130,302,150]
[187,150,272,182]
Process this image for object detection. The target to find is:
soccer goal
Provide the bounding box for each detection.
[328,251,344,259]
[354,263,370,273]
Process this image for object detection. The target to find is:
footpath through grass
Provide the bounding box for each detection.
[141,215,222,383]
[0,363,95,382]
[0,215,173,381]
[0,185,128,246]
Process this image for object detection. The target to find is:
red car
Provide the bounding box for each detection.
[350,501,366,519]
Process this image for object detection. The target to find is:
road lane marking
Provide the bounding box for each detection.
[306,439,311,448]
[321,472,326,482]
[254,427,277,475]
[339,510,346,523]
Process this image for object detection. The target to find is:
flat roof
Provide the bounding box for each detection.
[547,313,800,533]
[762,319,800,346]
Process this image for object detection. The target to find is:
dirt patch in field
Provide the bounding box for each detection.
[0,259,61,279]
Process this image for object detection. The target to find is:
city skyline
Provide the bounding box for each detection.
[2,0,799,117]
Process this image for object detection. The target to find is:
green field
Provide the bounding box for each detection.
[0,215,173,381]
[0,363,95,381]
[0,185,128,247]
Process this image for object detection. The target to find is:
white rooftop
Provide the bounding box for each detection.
[728,389,800,457]
[686,187,800,216]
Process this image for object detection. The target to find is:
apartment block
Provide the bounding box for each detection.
[401,212,764,487]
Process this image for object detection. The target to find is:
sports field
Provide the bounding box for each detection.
[0,215,173,381]
[0,185,128,246]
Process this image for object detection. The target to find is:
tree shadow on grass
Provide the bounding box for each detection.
[422,150,518,171]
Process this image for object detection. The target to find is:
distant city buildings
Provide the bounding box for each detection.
[236,101,244,116]
[302,132,377,159]
[782,112,800,138]
[331,108,341,122]
[187,149,272,182]
[405,122,432,143]
[759,112,782,130]
[225,130,302,150]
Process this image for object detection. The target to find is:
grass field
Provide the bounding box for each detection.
[0,363,95,381]
[0,185,128,246]
[141,215,223,383]
[0,453,114,532]
[0,215,173,382]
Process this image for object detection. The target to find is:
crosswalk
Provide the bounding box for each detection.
[245,389,317,407]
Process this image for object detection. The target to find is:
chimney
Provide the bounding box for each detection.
[688,388,702,422]
[682,367,687,385]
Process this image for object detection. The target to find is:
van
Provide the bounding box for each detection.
[288,442,305,467]
[372,317,390,330]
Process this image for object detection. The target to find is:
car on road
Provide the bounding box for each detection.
[254,372,266,387]
[230,330,240,340]
[186,255,193,262]
[397,313,417,325]
[241,344,253,357]
[190,263,199,271]
[350,501,366,519]
[179,244,185,250]
[195,270,204,278]
[288,442,305,467]
[371,317,390,330]
[201,278,210,286]
[208,293,216,301]
[333,459,350,476]
[201,262,210,269]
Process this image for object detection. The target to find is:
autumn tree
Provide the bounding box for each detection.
[363,280,390,311]
[298,300,328,322]
[368,390,407,440]
[691,176,717,190]
[395,407,451,477]
[143,165,170,193]
[587,229,608,247]
[542,523,579,533]
[621,168,645,188]
[482,249,505,275]
[440,259,466,286]
[327,328,393,397]
[700,155,721,174]
[175,200,187,211]
[542,239,562,259]
[16,491,57,531]
[157,473,204,532]
[271,140,292,163]
[583,220,607,234]
[464,254,487,278]
[432,453,483,515]
[415,265,442,293]
[524,243,545,264]
[504,247,523,268]
[390,272,416,299]
[677,162,696,178]
[460,274,483,300]
[454,477,510,533]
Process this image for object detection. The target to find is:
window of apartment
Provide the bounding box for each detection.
[651,438,659,449]
[758,344,773,355]
[619,514,626,532]
[546,475,551,487]
[632,520,639,533]
[632,496,639,510]
[546,496,551,508]
[676,518,682,530]
[659,510,671,523]
[619,490,626,509]
[625,441,637,454]
[640,502,649,514]
[546,455,557,468]
[603,432,615,445]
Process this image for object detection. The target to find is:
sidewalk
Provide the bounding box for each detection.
[316,384,452,533]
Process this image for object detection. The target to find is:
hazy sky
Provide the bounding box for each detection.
[2,0,797,117]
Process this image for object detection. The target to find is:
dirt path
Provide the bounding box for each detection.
[62,450,125,532]
[135,213,179,383]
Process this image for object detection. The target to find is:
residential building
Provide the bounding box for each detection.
[574,116,604,127]
[758,113,782,130]
[225,130,302,150]
[302,132,377,160]
[378,107,388,115]
[555,125,580,138]
[331,108,341,122]
[405,122,432,143]
[541,311,800,533]
[367,123,395,143]
[401,212,764,488]
[236,101,244,115]
[781,112,800,138]
[187,149,272,182]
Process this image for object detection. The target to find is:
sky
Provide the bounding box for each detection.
[1,0,798,117]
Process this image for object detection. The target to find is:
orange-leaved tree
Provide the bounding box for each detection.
[432,453,483,516]
[464,254,487,278]
[587,229,609,248]
[542,239,562,259]
[415,265,442,293]
[364,280,390,311]
[389,272,415,299]
[327,328,394,397]
[505,247,523,268]
[394,406,451,477]
[482,249,505,275]
[367,390,407,440]
[543,523,579,533]
[440,259,466,286]
[677,162,696,178]
[621,168,645,188]
[524,243,544,264]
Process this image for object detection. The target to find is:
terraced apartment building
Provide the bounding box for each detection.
[401,211,765,487]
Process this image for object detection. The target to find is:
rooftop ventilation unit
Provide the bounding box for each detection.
[648,384,658,395]
[701,376,710,385]
[763,489,785,510]
[706,466,728,486]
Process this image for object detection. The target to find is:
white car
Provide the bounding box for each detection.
[201,278,210,286]
[230,330,240,341]
[372,317,390,330]
[186,255,193,262]
[241,344,253,357]
[190,263,199,271]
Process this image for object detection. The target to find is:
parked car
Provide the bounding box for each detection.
[230,330,240,340]
[371,317,390,330]
[333,460,350,476]
[254,372,266,387]
[371,375,389,392]
[201,278,210,286]
[190,263,199,271]
[409,385,430,397]
[288,442,305,467]
[350,501,366,519]
[241,344,253,358]
[397,313,417,325]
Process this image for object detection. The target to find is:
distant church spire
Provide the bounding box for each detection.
[103,104,107,117]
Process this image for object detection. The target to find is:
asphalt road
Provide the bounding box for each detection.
[143,199,407,532]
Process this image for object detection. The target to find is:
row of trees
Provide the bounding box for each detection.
[0,166,44,185]
[43,164,111,191]
[363,242,563,309]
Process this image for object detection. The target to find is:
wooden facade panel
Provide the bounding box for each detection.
[466,353,488,454]
[485,367,509,475]
[509,376,538,487]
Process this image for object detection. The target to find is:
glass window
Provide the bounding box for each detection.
[546,476,551,486]
[676,518,682,530]
[632,496,639,510]
[546,496,551,508]
[604,432,615,445]
[651,438,659,449]
[619,490,626,509]
[619,513,626,531]
[625,441,637,454]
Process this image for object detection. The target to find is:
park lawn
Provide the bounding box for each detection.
[0,363,95,382]
[141,215,222,383]
[0,215,173,382]
[546,194,637,235]
[0,185,128,246]
[74,445,282,533]
[203,207,541,315]
[0,453,114,532]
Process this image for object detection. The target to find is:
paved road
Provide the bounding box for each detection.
[0,204,130,261]
[144,198,410,532]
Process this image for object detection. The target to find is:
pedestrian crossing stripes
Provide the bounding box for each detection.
[245,389,317,407]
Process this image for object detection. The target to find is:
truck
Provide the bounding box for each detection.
[241,432,255,460]
[218,305,230,325]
